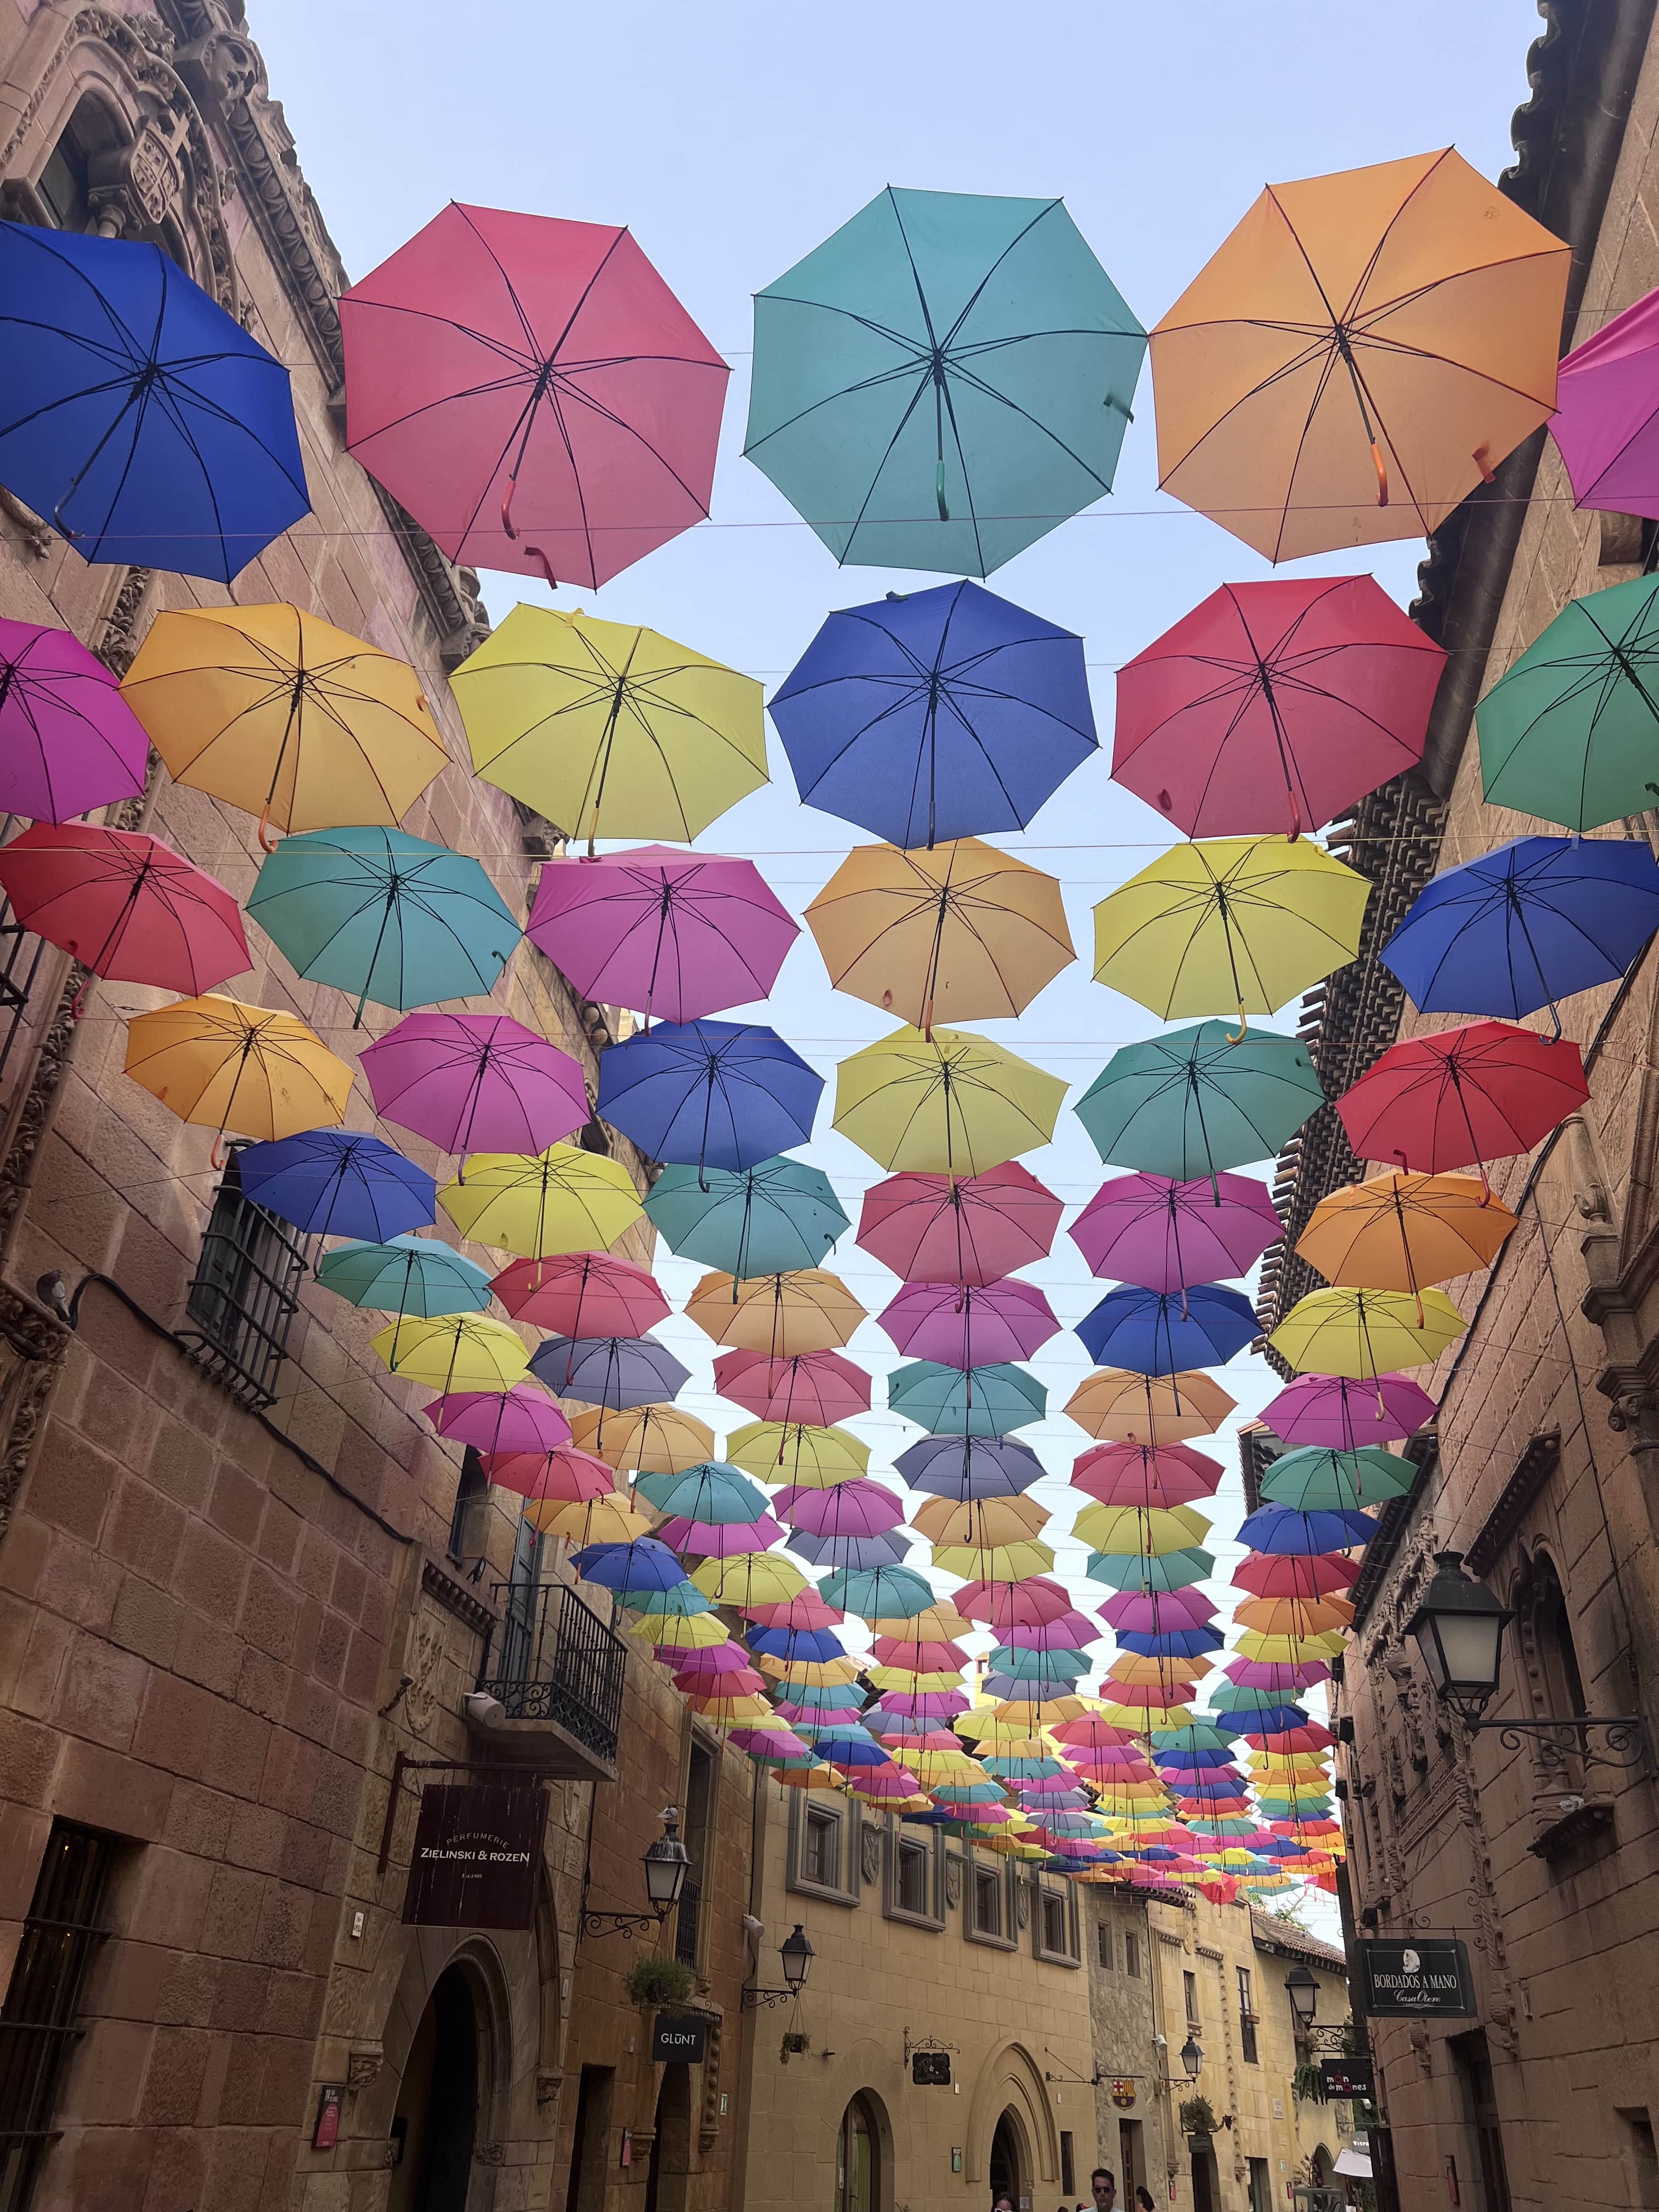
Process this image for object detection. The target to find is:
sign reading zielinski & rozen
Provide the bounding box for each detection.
[402,1782,547,1928]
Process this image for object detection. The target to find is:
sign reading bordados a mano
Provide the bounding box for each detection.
[1357,1937,1476,2018]
[402,1783,547,1929]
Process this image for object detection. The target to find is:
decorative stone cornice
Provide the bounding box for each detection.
[1464,1433,1561,1577]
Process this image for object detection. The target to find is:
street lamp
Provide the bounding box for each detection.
[743,1922,816,2009]
[1180,2034,1203,2078]
[580,1807,690,1940]
[1404,1553,1513,1720]
[1285,1963,1319,2029]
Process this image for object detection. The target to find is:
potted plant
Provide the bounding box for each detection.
[623,1956,696,2009]
[1293,2060,1330,2104]
[1178,2093,1221,2150]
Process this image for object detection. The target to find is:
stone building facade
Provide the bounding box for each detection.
[1082,1883,1168,2203]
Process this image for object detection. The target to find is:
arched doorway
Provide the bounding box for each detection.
[644,2063,692,2212]
[1190,2142,1217,2212]
[388,1966,478,2212]
[990,2108,1026,2207]
[837,2092,881,2212]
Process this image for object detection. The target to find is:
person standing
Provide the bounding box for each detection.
[1091,2170,1118,2212]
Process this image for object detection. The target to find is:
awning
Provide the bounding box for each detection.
[1334,2147,1373,2179]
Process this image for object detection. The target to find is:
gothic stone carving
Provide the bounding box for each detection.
[346,2044,383,2092]
[859,1820,881,1886]
[0,1283,71,1543]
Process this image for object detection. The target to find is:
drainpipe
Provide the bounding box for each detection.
[727,1763,768,2212]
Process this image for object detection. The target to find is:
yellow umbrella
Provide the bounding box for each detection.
[439,1144,645,1257]
[121,603,447,844]
[1094,837,1369,1030]
[1268,1285,1465,1378]
[370,1312,531,1392]
[527,1495,654,1545]
[804,838,1073,1034]
[955,1714,1044,1749]
[691,1553,809,1607]
[727,1422,870,1487]
[866,1666,965,1694]
[628,1609,729,1650]
[452,605,766,848]
[1296,1172,1517,1305]
[991,1695,1099,1728]
[125,994,353,1142]
[869,1604,977,1643]
[930,1539,1057,1582]
[753,1653,862,1686]
[1064,1368,1235,1443]
[1072,1503,1212,1555]
[833,1023,1066,1175]
[1233,1629,1347,1662]
[572,1403,714,1475]
[685,1269,865,1356]
[910,1494,1051,1546]
[684,1694,777,1727]
[1098,1702,1193,1731]
[1105,1654,1205,1690]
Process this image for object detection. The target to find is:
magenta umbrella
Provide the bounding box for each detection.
[665,1644,759,1680]
[658,1515,788,1557]
[423,1384,573,1455]
[0,617,149,823]
[776,1481,907,1538]
[879,1278,1059,1367]
[999,1610,1102,1651]
[857,1161,1061,1286]
[1069,1172,1282,1293]
[869,1689,970,1718]
[1549,286,1659,516]
[1099,1588,1218,1633]
[1260,1371,1436,1451]
[360,1011,590,1158]
[1224,1657,1330,1692]
[526,846,798,1025]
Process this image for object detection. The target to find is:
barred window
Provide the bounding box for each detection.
[971,1867,1002,1937]
[179,1150,311,1409]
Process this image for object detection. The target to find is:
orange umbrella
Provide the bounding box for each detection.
[1296,1172,1516,1310]
[684,1268,865,1356]
[569,1404,714,1475]
[1065,1368,1235,1443]
[1234,1595,1355,1637]
[1151,148,1570,563]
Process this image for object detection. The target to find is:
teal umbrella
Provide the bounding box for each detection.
[1259,1445,1414,1513]
[316,1235,492,1316]
[634,1462,771,1522]
[821,1564,937,1620]
[1076,1021,1324,1180]
[643,1155,848,1276]
[887,1360,1046,1437]
[248,826,521,1022]
[745,187,1145,577]
[1085,1545,1216,1593]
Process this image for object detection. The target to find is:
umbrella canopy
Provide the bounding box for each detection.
[360,1013,590,1160]
[1381,835,1659,1023]
[570,1404,714,1475]
[317,1235,492,1317]
[0,619,149,824]
[685,1270,865,1357]
[248,827,520,1022]
[894,1434,1045,1500]
[1076,1284,1259,1375]
[1548,284,1659,517]
[714,1349,872,1429]
[1236,1505,1375,1555]
[1269,1286,1466,1378]
[0,225,308,582]
[691,1553,810,1609]
[1070,1171,1283,1291]
[1069,1442,1223,1510]
[526,847,796,1025]
[453,606,765,847]
[1100,1589,1218,1634]
[887,1361,1046,1437]
[425,1384,572,1454]
[1296,1172,1516,1296]
[644,1156,848,1278]
[1064,1368,1235,1444]
[1086,1547,1216,1594]
[1077,1022,1324,1180]
[1259,1446,1414,1513]
[1259,1371,1436,1451]
[1150,148,1569,562]
[0,825,249,1001]
[1073,1503,1211,1557]
[528,1334,691,1410]
[495,1447,617,1506]
[238,1128,436,1240]
[1113,576,1445,838]
[805,838,1073,1031]
[727,1423,870,1487]
[372,1313,530,1392]
[911,1494,1049,1549]
[746,187,1144,577]
[779,1480,906,1539]
[857,1163,1060,1288]
[597,1021,822,1176]
[880,1278,1059,1368]
[1232,1553,1359,1600]
[125,996,352,1142]
[438,1145,644,1257]
[1234,1593,1355,1637]
[1335,1021,1588,1176]
[339,204,727,591]
[834,1024,1066,1175]
[121,605,445,839]
[793,1527,914,1572]
[573,1536,686,1594]
[491,1251,668,1340]
[638,1459,771,1525]
[820,1565,938,1621]
[535,1495,655,1547]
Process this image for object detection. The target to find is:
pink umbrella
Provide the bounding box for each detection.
[879,1278,1059,1367]
[527,847,798,1025]
[424,1384,572,1454]
[0,617,149,823]
[0,823,250,1004]
[664,1643,757,1680]
[1260,1370,1436,1450]
[868,1689,968,1718]
[360,1011,589,1158]
[657,1513,788,1556]
[1549,286,1659,516]
[1069,1441,1224,1509]
[857,1161,1062,1286]
[491,1250,668,1339]
[954,1576,1076,1630]
[713,1348,871,1429]
[1070,1172,1283,1292]
[730,1726,814,1759]
[1099,1588,1218,1634]
[1223,1657,1330,1692]
[850,1767,924,1800]
[777,1481,906,1537]
[672,1660,768,1697]
[489,1446,616,1502]
[998,1611,1102,1651]
[741,1592,845,1631]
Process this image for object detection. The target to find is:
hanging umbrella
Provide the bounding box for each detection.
[691,1553,810,1608]
[121,605,445,842]
[834,1024,1066,1175]
[535,1495,656,1547]
[1236,1505,1374,1555]
[887,1361,1046,1437]
[1232,1553,1359,1600]
[1234,1592,1355,1635]
[570,1403,713,1475]
[1069,1442,1223,1510]
[747,1623,848,1662]
[1085,1547,1216,1594]
[1268,1285,1465,1378]
[779,1480,907,1539]
[453,607,765,847]
[912,1494,1050,1549]
[1073,1503,1211,1556]
[1113,576,1446,838]
[491,1251,667,1339]
[1119,1623,1226,1662]
[317,1235,492,1318]
[684,1269,865,1356]
[438,1144,644,1257]
[1548,285,1659,517]
[1093,837,1369,1028]
[424,1384,572,1455]
[248,828,520,1023]
[1064,1368,1235,1444]
[820,1564,938,1621]
[360,1013,590,1160]
[0,825,249,1007]
[526,847,797,1025]
[1296,1173,1516,1301]
[528,1334,691,1409]
[1258,1447,1413,1513]
[1099,1588,1217,1634]
[1077,1021,1323,1179]
[857,1163,1060,1288]
[644,1156,848,1278]
[804,837,1073,1031]
[662,1513,789,1561]
[894,1434,1045,1500]
[496,1447,618,1507]
[1070,1171,1282,1291]
[1076,1284,1258,1375]
[0,619,149,823]
[635,1460,771,1523]
[0,224,308,583]
[237,1128,436,1240]
[125,995,353,1143]
[597,1021,822,1177]
[879,1279,1059,1367]
[1381,836,1659,1026]
[1335,1020,1588,1177]
[792,1526,915,1572]
[713,1349,872,1429]
[371,1313,530,1392]
[619,1578,719,1620]
[1259,1371,1436,1450]
[742,1590,845,1632]
[1150,148,1569,563]
[572,1536,686,1594]
[727,1422,870,1487]
[339,204,727,591]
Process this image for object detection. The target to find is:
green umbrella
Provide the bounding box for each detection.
[820,1564,937,1620]
[1085,1545,1216,1593]
[745,187,1146,577]
[634,1462,771,1522]
[1259,1444,1414,1513]
[1478,573,1659,831]
[643,1156,849,1277]
[1076,1020,1324,1180]
[316,1235,493,1316]
[887,1360,1046,1437]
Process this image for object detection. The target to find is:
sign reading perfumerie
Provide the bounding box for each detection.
[402,1782,547,1929]
[1358,1937,1476,2018]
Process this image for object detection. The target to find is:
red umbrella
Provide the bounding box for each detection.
[0,823,249,1009]
[1068,1441,1224,1509]
[953,1575,1076,1630]
[490,1251,668,1339]
[742,1591,845,1631]
[1336,1019,1588,1175]
[1113,576,1445,838]
[1232,1552,1360,1599]
[878,1277,1059,1367]
[339,205,728,592]
[857,1161,1062,1286]
[713,1348,871,1429]
[482,1446,617,1503]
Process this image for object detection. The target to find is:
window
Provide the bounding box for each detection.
[1097,1922,1112,1970]
[0,1821,118,2211]
[1060,2131,1076,2196]
[895,1837,929,1916]
[1238,1966,1259,2064]
[971,1866,1002,1937]
[447,1449,489,1565]
[34,122,92,233]
[803,1809,839,1889]
[1124,1931,1141,1978]
[675,1741,714,1972]
[180,1152,310,1408]
[1184,1969,1200,2026]
[496,1512,545,1686]
[1041,1892,1068,1954]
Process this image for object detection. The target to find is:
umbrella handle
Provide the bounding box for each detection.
[255,801,279,855]
[500,481,519,542]
[210,1133,227,1172]
[1227,1007,1249,1044]
[1370,442,1389,507]
[1473,445,1496,485]
[524,544,560,595]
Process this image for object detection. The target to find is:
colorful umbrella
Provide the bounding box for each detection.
[1113,576,1444,839]
[894,1434,1045,1500]
[1380,835,1659,1025]
[1076,1284,1258,1375]
[0,225,308,582]
[0,619,149,823]
[526,847,797,1025]
[1077,1021,1324,1180]
[1085,1547,1215,1594]
[340,204,727,591]
[528,1334,691,1409]
[371,1312,530,1392]
[1064,1369,1235,1444]
[1150,148,1569,562]
[714,1348,872,1429]
[912,1493,1049,1549]
[572,1536,686,1594]
[1269,1285,1465,1378]
[857,1163,1060,1288]
[125,995,353,1142]
[316,1235,492,1317]
[779,1480,907,1539]
[644,1156,848,1278]
[879,1279,1059,1367]
[1233,1590,1355,1636]
[0,825,249,1005]
[887,1360,1046,1437]
[1296,1172,1516,1300]
[570,1404,714,1475]
[535,1495,655,1547]
[1232,1554,1359,1601]
[1069,1442,1223,1510]
[820,1564,937,1621]
[425,1384,572,1455]
[1099,1588,1217,1634]
[1548,285,1659,518]
[685,1269,865,1356]
[1070,1171,1282,1291]
[491,1251,667,1340]
[834,1024,1066,1175]
[642,1462,772,1529]
[792,1526,914,1573]
[438,1144,644,1257]
[1259,1371,1436,1450]
[1258,1447,1413,1513]
[1335,1021,1588,1177]
[746,187,1144,576]
[691,1553,810,1608]
[726,1422,870,1487]
[495,1447,617,1506]
[1235,1505,1374,1555]
[1074,1503,1211,1557]
[121,604,445,842]
[237,1128,436,1240]
[452,606,765,847]
[597,1020,822,1176]
[360,1013,590,1160]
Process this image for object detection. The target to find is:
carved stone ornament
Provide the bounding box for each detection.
[859,1821,881,1886]
[1015,1882,1031,1930]
[473,2143,506,2168]
[535,2068,563,2107]
[346,2044,383,2092]
[944,1858,962,1910]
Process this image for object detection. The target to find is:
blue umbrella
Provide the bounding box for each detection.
[642,1154,848,1274]
[529,1335,691,1409]
[596,1022,822,1178]
[316,1235,491,1316]
[1235,1505,1375,1554]
[0,225,308,584]
[887,1360,1046,1437]
[237,1128,436,1239]
[787,1527,913,1572]
[248,827,521,1023]
[1381,833,1659,1026]
[571,1537,686,1593]
[986,1647,1091,1685]
[894,1434,1045,1499]
[768,580,1097,848]
[808,1730,889,1768]
[1119,1626,1227,1661]
[745,1625,846,1662]
[1075,1284,1258,1375]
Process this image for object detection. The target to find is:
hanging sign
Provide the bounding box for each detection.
[1357,1937,1476,2017]
[652,2013,708,2064]
[401,1782,546,1929]
[1111,2079,1138,2109]
[1321,2056,1375,2100]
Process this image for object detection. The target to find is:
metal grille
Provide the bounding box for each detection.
[0,1823,116,2212]
[0,816,52,1099]
[479,1581,625,1759]
[178,1151,311,1409]
[674,1881,701,1970]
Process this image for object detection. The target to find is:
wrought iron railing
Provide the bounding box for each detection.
[478,1580,626,1761]
[674,1878,701,1970]
[178,1152,311,1409]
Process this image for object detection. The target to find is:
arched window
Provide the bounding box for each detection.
[1535,1555,1588,1719]
[837,2094,881,2212]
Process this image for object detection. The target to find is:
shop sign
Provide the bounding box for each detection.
[401,1782,546,1929]
[652,2013,707,2064]
[1320,2056,1374,2099]
[1111,2078,1137,2108]
[1357,1937,1476,2017]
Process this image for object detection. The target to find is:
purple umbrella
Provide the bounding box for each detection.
[1069,1171,1283,1292]
[529,1334,691,1409]
[1549,286,1659,517]
[879,1278,1059,1368]
[894,1433,1045,1500]
[526,845,799,1025]
[787,1526,913,1571]
[423,1383,572,1453]
[1260,1371,1436,1451]
[0,617,149,823]
[360,1011,590,1158]
[870,1689,969,1718]
[657,1513,788,1556]
[997,1610,1102,1651]
[777,1480,907,1537]
[1224,1657,1331,1692]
